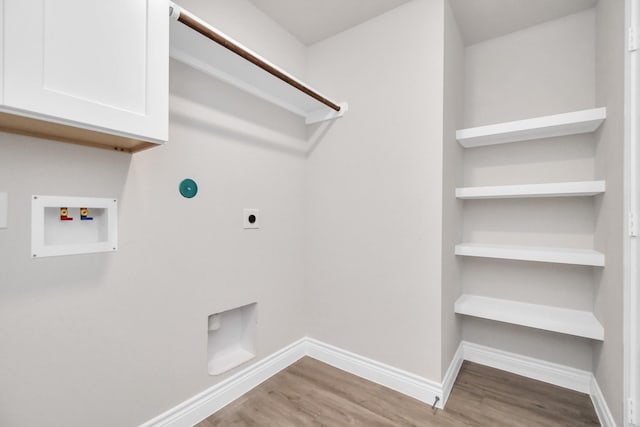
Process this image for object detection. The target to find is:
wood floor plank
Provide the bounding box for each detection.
[195,357,600,426]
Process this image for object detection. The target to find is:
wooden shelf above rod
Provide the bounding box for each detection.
[169,2,348,125]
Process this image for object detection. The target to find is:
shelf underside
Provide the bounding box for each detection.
[0,110,158,153]
[456,180,605,199]
[455,294,604,340]
[455,243,605,266]
[456,108,606,148]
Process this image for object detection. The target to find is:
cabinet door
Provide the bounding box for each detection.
[3,0,168,143]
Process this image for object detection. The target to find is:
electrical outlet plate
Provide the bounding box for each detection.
[243,209,259,229]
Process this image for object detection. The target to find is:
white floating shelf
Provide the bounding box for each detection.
[455,294,604,340]
[169,3,347,125]
[455,243,605,266]
[456,107,606,148]
[456,180,606,200]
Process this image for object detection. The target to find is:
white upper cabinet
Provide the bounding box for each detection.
[1,0,168,151]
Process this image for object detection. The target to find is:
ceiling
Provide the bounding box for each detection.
[449,0,598,45]
[248,0,597,47]
[248,0,412,46]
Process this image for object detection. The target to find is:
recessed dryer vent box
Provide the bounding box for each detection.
[207,303,257,376]
[31,195,118,258]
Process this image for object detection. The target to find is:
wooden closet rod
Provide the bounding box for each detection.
[169,3,341,112]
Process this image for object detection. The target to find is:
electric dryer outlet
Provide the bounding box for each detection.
[243,209,260,229]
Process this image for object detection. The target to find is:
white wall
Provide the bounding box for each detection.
[0,1,626,425]
[464,9,596,127]
[593,0,626,424]
[305,0,446,380]
[0,1,309,425]
[460,9,599,372]
[441,0,464,377]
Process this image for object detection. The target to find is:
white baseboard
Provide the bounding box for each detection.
[139,338,307,427]
[591,376,617,427]
[441,343,464,405]
[305,338,443,408]
[460,341,616,427]
[461,341,592,393]
[140,338,616,427]
[140,337,446,426]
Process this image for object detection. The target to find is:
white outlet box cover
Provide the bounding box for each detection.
[0,192,7,229]
[243,209,259,229]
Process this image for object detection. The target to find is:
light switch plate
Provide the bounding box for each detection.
[0,192,7,229]
[243,209,259,229]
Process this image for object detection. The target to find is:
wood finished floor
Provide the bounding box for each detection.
[196,357,600,426]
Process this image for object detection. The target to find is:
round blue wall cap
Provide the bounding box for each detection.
[179,178,198,198]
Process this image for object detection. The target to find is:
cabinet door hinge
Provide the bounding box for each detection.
[629,398,635,425]
[630,27,639,52]
[629,212,639,237]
